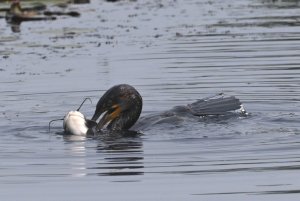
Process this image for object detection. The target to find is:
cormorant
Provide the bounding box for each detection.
[63,84,244,135]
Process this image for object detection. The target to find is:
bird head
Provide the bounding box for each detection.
[91,84,142,131]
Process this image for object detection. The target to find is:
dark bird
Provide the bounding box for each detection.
[91,84,143,131]
[63,84,245,135]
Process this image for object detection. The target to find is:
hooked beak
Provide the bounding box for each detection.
[93,104,122,130]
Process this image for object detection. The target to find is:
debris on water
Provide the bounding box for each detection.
[5,0,56,23]
[3,0,84,33]
[22,3,47,12]
[175,32,183,37]
[106,0,122,2]
[240,105,248,115]
[16,72,26,75]
[0,2,46,12]
[43,11,80,17]
[73,0,90,4]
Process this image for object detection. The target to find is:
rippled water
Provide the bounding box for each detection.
[1,0,300,200]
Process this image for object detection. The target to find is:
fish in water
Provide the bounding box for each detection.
[61,84,246,135]
[63,111,97,135]
[49,98,97,135]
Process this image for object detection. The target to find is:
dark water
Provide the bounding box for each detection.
[1,0,300,200]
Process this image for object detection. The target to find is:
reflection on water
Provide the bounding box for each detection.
[63,135,87,177]
[9,21,21,33]
[94,131,144,177]
[1,0,300,200]
[62,131,144,178]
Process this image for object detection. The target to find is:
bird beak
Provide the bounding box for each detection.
[96,104,122,130]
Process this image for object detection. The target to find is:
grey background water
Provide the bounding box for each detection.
[0,0,300,200]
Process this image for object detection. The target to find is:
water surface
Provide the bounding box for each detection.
[0,0,300,200]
